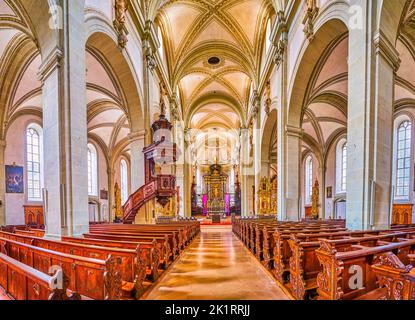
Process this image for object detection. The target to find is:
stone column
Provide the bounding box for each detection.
[275,28,289,222]
[129,130,146,192]
[175,164,185,217]
[253,102,261,215]
[107,168,115,222]
[285,126,302,221]
[41,0,88,238]
[347,1,399,230]
[182,133,192,218]
[240,128,254,216]
[0,140,6,225]
[318,165,326,219]
[174,120,186,217]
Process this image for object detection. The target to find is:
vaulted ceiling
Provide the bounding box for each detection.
[395,0,415,108]
[301,35,348,158]
[156,0,273,130]
[0,0,131,162]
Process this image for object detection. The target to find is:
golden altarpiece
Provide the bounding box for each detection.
[204,163,228,215]
[257,176,278,216]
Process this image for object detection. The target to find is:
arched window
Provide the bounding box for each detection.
[336,139,347,194]
[341,143,347,192]
[265,18,272,53]
[26,124,43,201]
[395,121,412,199]
[305,156,313,204]
[120,159,128,204]
[158,26,164,61]
[87,143,98,196]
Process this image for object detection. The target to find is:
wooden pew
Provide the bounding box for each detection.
[88,230,182,254]
[0,237,122,300]
[371,252,415,300]
[90,222,200,246]
[83,233,178,262]
[0,230,156,299]
[272,228,415,287]
[90,225,188,249]
[315,237,415,300]
[287,230,415,299]
[0,253,81,300]
[63,235,165,279]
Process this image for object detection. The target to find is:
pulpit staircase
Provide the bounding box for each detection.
[122,108,177,224]
[122,175,176,224]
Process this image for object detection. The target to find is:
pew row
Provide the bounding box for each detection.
[0,230,164,299]
[0,236,122,300]
[232,217,415,300]
[315,236,415,300]
[0,253,81,300]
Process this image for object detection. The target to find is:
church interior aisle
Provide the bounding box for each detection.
[144,225,290,300]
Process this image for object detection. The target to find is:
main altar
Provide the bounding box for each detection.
[203,163,229,216]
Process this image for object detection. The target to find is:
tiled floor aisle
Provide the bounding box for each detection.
[145,225,290,300]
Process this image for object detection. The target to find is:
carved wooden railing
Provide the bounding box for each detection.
[122,175,176,224]
[371,252,415,300]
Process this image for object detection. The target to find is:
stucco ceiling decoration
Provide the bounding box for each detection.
[156,0,272,130]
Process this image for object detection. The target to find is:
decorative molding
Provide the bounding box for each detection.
[272,11,288,67]
[143,40,157,71]
[170,97,180,121]
[113,0,129,49]
[251,90,260,120]
[373,31,401,72]
[38,47,63,83]
[274,38,287,67]
[286,125,303,139]
[264,81,271,116]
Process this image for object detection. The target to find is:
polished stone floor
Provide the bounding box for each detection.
[145,225,290,300]
[0,287,11,300]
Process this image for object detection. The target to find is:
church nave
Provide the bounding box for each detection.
[145,226,290,300]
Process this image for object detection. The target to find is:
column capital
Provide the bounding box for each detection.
[373,30,401,72]
[128,130,147,142]
[38,46,63,83]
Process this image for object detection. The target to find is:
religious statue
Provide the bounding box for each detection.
[159,82,167,116]
[306,0,316,10]
[113,0,128,49]
[115,0,127,24]
[311,179,319,219]
[249,122,254,157]
[213,186,220,199]
[114,182,123,220]
[303,0,318,42]
[264,81,271,115]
